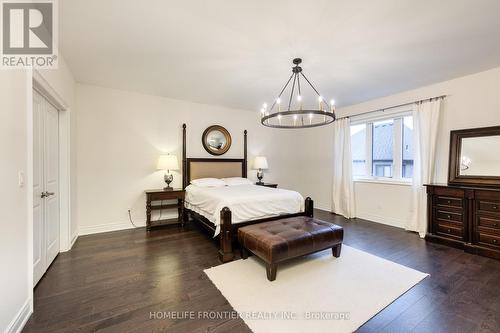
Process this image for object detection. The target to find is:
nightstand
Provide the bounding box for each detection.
[145,189,186,231]
[256,183,278,188]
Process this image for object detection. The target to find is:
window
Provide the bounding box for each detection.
[350,124,366,176]
[402,116,414,178]
[372,119,394,177]
[350,114,413,181]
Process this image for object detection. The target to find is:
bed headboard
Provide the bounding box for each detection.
[182,124,247,188]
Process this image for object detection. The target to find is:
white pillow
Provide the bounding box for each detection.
[222,177,253,186]
[191,178,225,187]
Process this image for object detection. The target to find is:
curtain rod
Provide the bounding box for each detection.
[338,94,446,120]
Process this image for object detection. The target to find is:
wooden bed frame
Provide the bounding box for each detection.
[181,124,314,262]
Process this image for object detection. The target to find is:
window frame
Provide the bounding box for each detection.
[351,110,413,185]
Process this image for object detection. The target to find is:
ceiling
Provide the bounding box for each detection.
[61,0,500,111]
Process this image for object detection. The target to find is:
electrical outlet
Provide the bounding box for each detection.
[18,171,25,187]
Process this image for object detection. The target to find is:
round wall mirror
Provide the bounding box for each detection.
[202,125,232,155]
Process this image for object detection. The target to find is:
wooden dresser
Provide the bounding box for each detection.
[426,184,500,260]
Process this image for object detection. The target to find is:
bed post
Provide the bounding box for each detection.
[182,123,187,189]
[243,129,248,178]
[219,207,234,263]
[305,197,314,217]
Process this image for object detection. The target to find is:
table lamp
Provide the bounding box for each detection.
[253,156,268,185]
[157,154,179,190]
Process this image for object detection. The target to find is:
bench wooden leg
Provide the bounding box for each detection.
[332,243,342,258]
[240,246,249,259]
[266,263,277,281]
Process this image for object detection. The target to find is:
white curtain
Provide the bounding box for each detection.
[332,118,355,218]
[408,99,442,237]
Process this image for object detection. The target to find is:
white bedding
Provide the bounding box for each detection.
[184,184,304,236]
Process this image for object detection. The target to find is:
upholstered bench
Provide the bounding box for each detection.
[237,216,344,281]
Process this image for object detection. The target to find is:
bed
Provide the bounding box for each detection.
[181,124,314,262]
[185,183,305,236]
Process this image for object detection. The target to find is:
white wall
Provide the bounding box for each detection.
[294,66,500,228]
[0,71,30,333]
[75,84,297,234]
[0,56,75,333]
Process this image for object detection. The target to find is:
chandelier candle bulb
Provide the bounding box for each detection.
[297,95,302,110]
[318,96,323,111]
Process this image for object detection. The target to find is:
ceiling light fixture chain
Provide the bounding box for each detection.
[287,72,297,111]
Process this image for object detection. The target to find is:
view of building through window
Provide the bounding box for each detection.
[351,115,413,180]
[372,119,394,177]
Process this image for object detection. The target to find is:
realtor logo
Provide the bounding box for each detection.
[1,0,58,68]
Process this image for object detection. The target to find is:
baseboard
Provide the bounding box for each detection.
[70,232,78,248]
[6,298,32,333]
[313,206,406,229]
[60,231,79,252]
[314,204,331,212]
[78,220,145,236]
[355,211,406,229]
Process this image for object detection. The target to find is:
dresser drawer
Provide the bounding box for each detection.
[436,222,463,239]
[436,196,463,208]
[477,215,500,229]
[478,201,500,214]
[435,209,463,223]
[477,232,500,248]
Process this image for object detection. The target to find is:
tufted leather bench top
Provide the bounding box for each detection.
[238,216,344,273]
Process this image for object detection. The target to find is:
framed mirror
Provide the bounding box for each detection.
[202,125,232,155]
[448,126,500,186]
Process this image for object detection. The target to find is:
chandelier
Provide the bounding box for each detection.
[260,58,336,129]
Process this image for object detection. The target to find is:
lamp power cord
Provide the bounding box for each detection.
[128,200,164,228]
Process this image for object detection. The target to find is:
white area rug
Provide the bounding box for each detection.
[204,245,428,333]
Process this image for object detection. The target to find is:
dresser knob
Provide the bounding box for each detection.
[494,223,498,227]
[447,200,451,204]
[493,239,497,244]
[447,229,451,233]
[447,215,451,219]
[493,206,498,210]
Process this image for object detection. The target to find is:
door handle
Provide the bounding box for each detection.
[41,191,55,198]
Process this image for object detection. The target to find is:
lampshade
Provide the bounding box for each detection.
[253,156,268,170]
[157,154,179,171]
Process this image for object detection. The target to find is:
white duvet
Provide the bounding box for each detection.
[185,184,304,236]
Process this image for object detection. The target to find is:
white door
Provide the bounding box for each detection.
[33,89,60,286]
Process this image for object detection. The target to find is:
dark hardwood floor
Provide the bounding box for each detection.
[23,210,500,333]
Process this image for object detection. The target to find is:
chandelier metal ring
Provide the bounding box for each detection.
[261,110,336,129]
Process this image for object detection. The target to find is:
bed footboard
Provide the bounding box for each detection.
[219,207,234,263]
[217,197,314,263]
[305,197,313,217]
